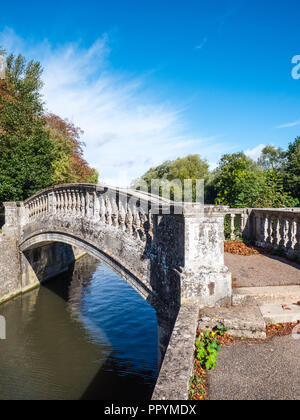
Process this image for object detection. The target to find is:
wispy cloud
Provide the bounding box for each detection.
[245,144,265,161]
[195,37,208,50]
[0,28,229,187]
[276,119,300,129]
[217,8,236,34]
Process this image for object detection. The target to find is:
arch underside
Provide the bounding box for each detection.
[20,231,164,314]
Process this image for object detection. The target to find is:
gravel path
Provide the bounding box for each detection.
[208,335,300,400]
[225,253,300,288]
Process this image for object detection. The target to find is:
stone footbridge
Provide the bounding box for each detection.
[1,183,232,313]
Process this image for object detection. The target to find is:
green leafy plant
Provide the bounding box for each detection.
[195,330,222,371]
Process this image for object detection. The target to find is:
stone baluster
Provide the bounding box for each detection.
[105,198,112,225]
[67,190,71,214]
[118,201,126,231]
[93,191,100,222]
[81,191,85,217]
[76,191,81,216]
[132,206,141,239]
[294,217,300,257]
[111,197,119,227]
[291,218,298,252]
[125,207,133,235]
[230,214,236,240]
[262,213,269,246]
[273,216,280,248]
[61,190,66,215]
[139,211,147,241]
[241,213,247,237]
[71,191,76,216]
[58,192,62,215]
[286,217,295,252]
[86,191,91,218]
[279,217,288,249]
[32,199,36,220]
[99,195,106,223]
[266,215,273,246]
[148,210,154,240]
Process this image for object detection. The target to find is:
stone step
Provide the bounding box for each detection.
[232,286,300,306]
[259,304,300,324]
[198,305,266,340]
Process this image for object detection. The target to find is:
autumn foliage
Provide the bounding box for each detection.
[0,49,98,205]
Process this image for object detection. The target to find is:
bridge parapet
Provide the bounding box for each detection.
[224,207,300,258]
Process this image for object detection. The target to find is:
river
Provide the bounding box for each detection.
[0,254,159,400]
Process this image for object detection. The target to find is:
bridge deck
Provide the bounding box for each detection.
[225,253,300,288]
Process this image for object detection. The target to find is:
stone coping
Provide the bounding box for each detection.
[152,301,199,400]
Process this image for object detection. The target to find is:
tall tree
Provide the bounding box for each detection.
[133,154,209,201]
[0,51,54,202]
[284,137,300,202]
[46,114,98,185]
[0,49,98,205]
[257,145,285,170]
[214,152,297,208]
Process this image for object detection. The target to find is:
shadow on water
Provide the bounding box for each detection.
[42,255,159,400]
[0,254,159,400]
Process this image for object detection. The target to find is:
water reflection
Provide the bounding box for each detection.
[0,254,158,400]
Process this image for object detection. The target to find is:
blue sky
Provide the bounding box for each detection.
[1,0,300,186]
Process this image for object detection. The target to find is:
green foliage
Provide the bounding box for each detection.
[213,152,298,208]
[195,328,227,371]
[284,137,300,202]
[0,50,55,202]
[257,145,285,170]
[0,48,98,205]
[133,154,209,201]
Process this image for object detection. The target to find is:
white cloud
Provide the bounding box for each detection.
[195,37,208,50]
[245,144,265,161]
[276,119,300,129]
[0,28,229,187]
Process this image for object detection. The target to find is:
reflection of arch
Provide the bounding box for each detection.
[20,232,165,315]
[20,232,174,368]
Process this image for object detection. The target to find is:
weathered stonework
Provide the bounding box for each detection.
[0,235,22,303]
[1,183,232,399]
[0,233,84,305]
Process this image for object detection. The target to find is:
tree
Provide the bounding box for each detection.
[0,49,98,205]
[284,137,300,202]
[257,145,285,170]
[214,152,298,208]
[0,51,55,202]
[46,114,98,185]
[133,155,209,201]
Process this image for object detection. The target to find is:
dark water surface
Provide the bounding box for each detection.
[0,255,158,400]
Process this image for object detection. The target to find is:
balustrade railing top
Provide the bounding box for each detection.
[22,183,225,223]
[224,207,300,258]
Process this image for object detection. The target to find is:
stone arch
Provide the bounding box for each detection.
[20,231,174,367]
[20,231,165,314]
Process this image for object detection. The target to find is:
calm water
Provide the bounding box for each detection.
[0,255,158,400]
